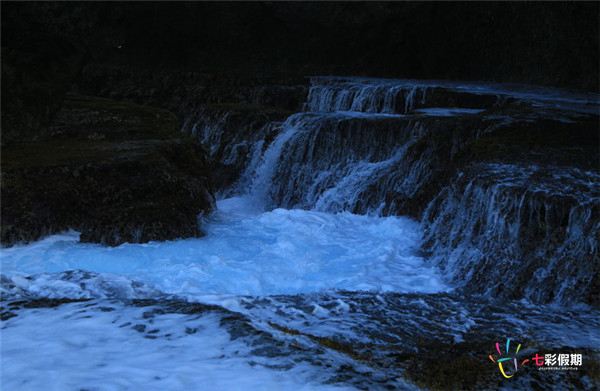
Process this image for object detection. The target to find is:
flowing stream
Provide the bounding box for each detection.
[2,77,599,390]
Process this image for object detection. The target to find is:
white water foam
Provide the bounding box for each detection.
[1,197,444,390]
[1,197,447,299]
[1,300,358,391]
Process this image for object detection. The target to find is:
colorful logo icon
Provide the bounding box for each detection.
[489,339,583,377]
[488,338,529,378]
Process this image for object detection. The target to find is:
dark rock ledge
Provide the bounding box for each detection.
[1,94,215,247]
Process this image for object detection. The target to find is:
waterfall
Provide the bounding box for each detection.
[421,163,600,305]
[182,106,282,195]
[223,110,461,215]
[243,114,307,211]
[305,79,431,114]
[184,76,599,305]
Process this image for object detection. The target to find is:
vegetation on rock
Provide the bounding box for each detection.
[1,95,214,246]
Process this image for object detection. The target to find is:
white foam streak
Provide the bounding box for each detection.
[1,302,354,391]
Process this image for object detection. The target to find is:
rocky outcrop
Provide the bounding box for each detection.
[1,95,215,247]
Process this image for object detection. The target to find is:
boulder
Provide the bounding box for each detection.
[1,94,215,246]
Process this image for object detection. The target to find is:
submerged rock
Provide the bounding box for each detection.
[1,94,215,247]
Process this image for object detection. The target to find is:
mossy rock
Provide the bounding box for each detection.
[403,341,499,390]
[1,94,215,247]
[46,93,182,141]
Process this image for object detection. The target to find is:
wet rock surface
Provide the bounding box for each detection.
[422,163,600,306]
[2,292,598,390]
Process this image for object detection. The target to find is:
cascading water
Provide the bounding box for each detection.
[240,112,419,213]
[305,81,428,114]
[3,76,599,390]
[183,77,599,307]
[422,163,600,305]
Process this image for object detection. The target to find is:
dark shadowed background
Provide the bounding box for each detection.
[3,2,599,86]
[3,1,598,144]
